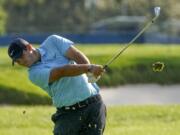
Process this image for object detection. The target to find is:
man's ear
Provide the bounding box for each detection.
[26,44,33,51]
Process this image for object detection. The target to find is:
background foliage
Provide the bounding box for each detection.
[0,0,179,34]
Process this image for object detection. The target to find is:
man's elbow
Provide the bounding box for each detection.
[49,68,64,83]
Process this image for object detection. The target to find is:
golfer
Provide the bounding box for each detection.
[8,35,106,135]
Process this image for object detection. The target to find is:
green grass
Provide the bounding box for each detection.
[76,44,180,86]
[1,44,180,104]
[0,47,51,105]
[0,105,180,135]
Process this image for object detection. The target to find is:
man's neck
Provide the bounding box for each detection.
[33,49,41,63]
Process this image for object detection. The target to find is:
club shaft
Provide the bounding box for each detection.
[103,15,159,69]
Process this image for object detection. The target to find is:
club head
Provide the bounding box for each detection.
[154,7,161,17]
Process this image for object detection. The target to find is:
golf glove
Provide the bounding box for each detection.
[87,72,101,83]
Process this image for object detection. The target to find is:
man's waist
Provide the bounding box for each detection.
[57,94,102,112]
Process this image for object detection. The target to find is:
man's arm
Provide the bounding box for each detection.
[49,64,89,83]
[49,64,103,83]
[65,46,90,64]
[49,46,103,83]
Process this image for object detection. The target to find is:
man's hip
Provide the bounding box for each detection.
[52,94,106,135]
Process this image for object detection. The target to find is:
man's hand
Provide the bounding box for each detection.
[88,65,104,77]
[87,65,104,83]
[65,46,105,83]
[49,64,104,83]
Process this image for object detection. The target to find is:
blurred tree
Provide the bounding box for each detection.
[1,0,180,34]
[4,0,90,33]
[0,0,7,35]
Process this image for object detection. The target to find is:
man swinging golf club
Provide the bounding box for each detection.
[8,35,106,135]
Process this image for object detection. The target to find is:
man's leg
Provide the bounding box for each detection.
[80,100,107,135]
[52,110,83,135]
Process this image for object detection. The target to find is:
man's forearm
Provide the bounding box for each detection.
[49,64,90,83]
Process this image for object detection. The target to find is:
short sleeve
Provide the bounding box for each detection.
[49,35,74,56]
[29,68,51,89]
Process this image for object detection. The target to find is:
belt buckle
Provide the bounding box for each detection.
[64,106,70,110]
[78,102,86,108]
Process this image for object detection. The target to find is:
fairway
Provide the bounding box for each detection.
[0,105,180,135]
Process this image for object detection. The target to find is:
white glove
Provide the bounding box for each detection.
[86,72,101,83]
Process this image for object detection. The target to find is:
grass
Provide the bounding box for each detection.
[0,105,180,135]
[1,44,180,104]
[76,44,180,85]
[0,46,51,105]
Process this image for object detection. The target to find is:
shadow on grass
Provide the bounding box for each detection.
[0,85,51,105]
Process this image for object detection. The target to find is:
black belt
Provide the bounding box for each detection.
[57,94,102,112]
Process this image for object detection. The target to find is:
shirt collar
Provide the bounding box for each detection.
[37,48,46,57]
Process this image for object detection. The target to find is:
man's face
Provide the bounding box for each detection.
[15,49,34,67]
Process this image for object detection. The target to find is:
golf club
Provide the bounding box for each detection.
[103,7,161,69]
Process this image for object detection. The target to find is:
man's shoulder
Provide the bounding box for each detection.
[40,34,73,50]
[40,35,62,48]
[44,35,63,43]
[46,34,62,41]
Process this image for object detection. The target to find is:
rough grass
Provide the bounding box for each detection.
[1,44,180,105]
[0,105,180,135]
[0,47,51,105]
[76,44,180,86]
